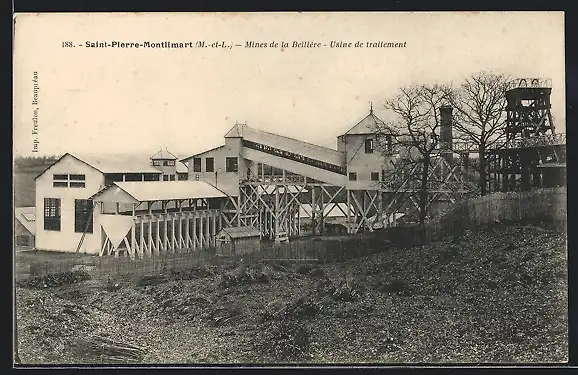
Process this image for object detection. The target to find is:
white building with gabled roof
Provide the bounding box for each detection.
[33,150,190,254]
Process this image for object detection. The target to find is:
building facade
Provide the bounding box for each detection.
[34,150,188,253]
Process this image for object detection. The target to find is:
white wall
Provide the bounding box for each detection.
[35,155,105,254]
[185,138,247,194]
[344,134,392,190]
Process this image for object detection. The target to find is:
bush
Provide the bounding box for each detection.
[295,264,313,275]
[308,267,325,278]
[255,321,312,362]
[378,279,411,295]
[136,274,167,287]
[264,295,320,322]
[18,270,91,289]
[331,279,361,302]
[218,266,270,289]
[104,277,122,291]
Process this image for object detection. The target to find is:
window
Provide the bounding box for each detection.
[371,172,380,181]
[53,174,68,187]
[105,173,124,186]
[152,160,162,166]
[53,174,85,188]
[124,173,143,182]
[169,174,176,181]
[69,174,86,188]
[206,157,215,172]
[163,160,176,166]
[349,172,357,181]
[226,157,238,173]
[44,198,61,231]
[385,134,393,152]
[163,175,169,181]
[74,199,93,233]
[193,157,202,172]
[144,173,160,181]
[365,138,374,154]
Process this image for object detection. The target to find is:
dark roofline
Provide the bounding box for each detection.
[180,144,226,162]
[151,148,178,160]
[339,111,386,137]
[33,153,104,180]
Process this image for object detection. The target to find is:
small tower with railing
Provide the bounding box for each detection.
[485,78,566,192]
[151,147,178,181]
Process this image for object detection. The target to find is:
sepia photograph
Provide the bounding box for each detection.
[13,11,567,365]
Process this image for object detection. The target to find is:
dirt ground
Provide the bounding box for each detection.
[14,225,568,365]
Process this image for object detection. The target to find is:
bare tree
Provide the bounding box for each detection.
[376,84,450,226]
[446,71,510,195]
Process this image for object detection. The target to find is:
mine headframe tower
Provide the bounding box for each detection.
[485,78,566,193]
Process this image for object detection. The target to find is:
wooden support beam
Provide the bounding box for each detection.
[311,186,317,236]
[192,213,197,250]
[185,212,191,249]
[147,215,153,254]
[171,213,176,251]
[204,211,210,249]
[156,216,161,254]
[140,217,145,255]
[131,215,136,258]
[123,237,133,259]
[347,190,351,233]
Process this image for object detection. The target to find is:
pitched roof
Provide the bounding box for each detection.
[35,152,188,179]
[92,180,227,203]
[180,144,226,162]
[340,110,387,136]
[217,226,261,239]
[151,149,178,160]
[224,123,248,138]
[14,206,36,235]
[73,153,164,174]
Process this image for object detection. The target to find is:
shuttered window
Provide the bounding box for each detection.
[74,199,93,233]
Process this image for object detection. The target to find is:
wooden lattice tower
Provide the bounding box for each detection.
[485,78,566,192]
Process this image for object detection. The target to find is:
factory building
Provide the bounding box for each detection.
[33,150,190,254]
[31,105,472,256]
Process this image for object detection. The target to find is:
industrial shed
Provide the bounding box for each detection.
[14,206,36,248]
[215,226,261,255]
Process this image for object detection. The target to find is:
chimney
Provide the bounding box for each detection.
[440,105,453,165]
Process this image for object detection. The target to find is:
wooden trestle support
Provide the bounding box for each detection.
[380,153,475,225]
[99,196,239,258]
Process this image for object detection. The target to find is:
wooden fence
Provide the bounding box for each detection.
[19,188,566,281]
[376,187,567,247]
[21,235,383,281]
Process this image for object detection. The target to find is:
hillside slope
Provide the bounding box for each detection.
[15,225,567,364]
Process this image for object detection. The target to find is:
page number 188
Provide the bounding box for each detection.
[62,41,74,48]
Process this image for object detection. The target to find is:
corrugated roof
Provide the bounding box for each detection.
[108,180,227,202]
[151,149,178,160]
[72,153,188,174]
[341,111,387,136]
[218,226,261,239]
[14,206,36,235]
[240,125,345,166]
[181,144,226,161]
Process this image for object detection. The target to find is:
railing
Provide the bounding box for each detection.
[506,78,552,91]
[506,133,566,149]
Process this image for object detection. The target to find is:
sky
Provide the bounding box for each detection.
[13,12,565,158]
